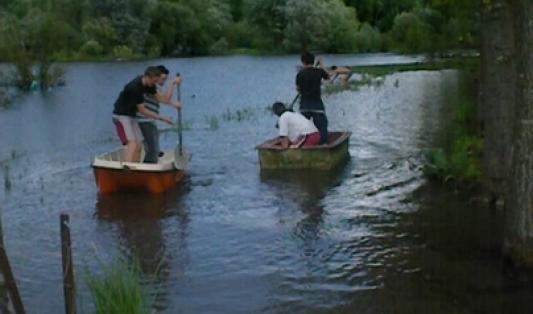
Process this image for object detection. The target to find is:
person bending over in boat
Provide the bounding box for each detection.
[296,52,330,145]
[112,66,175,163]
[138,65,182,163]
[272,102,321,149]
[329,65,352,86]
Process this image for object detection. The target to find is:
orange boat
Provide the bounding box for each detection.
[92,148,186,194]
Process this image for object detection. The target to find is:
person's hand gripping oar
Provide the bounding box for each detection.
[173,73,189,170]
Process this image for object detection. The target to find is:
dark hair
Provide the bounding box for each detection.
[331,65,337,70]
[156,65,169,75]
[272,102,287,117]
[144,66,162,78]
[301,52,315,65]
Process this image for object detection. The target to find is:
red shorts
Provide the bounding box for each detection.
[112,115,143,145]
[302,132,320,147]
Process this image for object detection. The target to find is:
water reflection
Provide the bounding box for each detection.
[95,187,190,311]
[260,164,348,210]
[260,165,349,251]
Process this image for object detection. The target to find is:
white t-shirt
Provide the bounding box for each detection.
[278,111,318,143]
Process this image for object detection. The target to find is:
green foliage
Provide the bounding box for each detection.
[0,0,480,58]
[442,17,478,49]
[354,23,383,52]
[390,12,434,53]
[149,1,195,55]
[112,45,137,60]
[224,20,256,49]
[283,0,359,53]
[80,40,104,56]
[424,148,451,180]
[0,9,69,88]
[227,0,244,21]
[209,37,230,55]
[424,136,483,182]
[343,0,420,31]
[149,0,231,55]
[82,17,118,53]
[86,259,149,314]
[245,0,287,50]
[111,13,151,54]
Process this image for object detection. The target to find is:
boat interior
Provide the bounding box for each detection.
[93,148,176,171]
[260,132,348,149]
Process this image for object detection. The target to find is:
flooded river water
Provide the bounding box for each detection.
[1,54,532,313]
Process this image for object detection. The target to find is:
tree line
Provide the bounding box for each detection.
[0,0,478,60]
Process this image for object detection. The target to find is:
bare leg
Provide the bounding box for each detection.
[133,143,142,162]
[124,141,138,162]
[340,75,348,87]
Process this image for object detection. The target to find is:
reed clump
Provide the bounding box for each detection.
[86,259,149,314]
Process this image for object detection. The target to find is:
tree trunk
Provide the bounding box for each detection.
[504,0,533,266]
[480,0,515,199]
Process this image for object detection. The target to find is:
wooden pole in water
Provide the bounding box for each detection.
[60,213,76,314]
[0,217,25,314]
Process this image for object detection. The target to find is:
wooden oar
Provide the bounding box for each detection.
[288,93,300,111]
[173,73,189,170]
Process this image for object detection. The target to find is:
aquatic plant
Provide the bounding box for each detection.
[85,259,149,314]
[204,115,220,130]
[221,108,255,122]
[424,136,483,182]
[3,165,11,192]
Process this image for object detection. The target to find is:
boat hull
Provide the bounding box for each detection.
[92,148,187,194]
[256,132,351,170]
[93,167,185,194]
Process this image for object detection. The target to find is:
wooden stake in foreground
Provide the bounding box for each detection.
[60,213,76,314]
[0,218,25,314]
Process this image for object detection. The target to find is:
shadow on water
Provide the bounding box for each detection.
[94,186,190,311]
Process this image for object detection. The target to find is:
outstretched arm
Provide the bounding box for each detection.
[137,103,173,125]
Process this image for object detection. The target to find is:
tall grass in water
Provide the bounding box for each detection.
[86,259,149,314]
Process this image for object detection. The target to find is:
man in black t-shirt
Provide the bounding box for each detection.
[296,52,330,145]
[112,66,174,162]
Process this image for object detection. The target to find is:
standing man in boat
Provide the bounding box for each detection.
[112,66,176,163]
[272,102,320,148]
[296,52,330,145]
[138,65,182,163]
